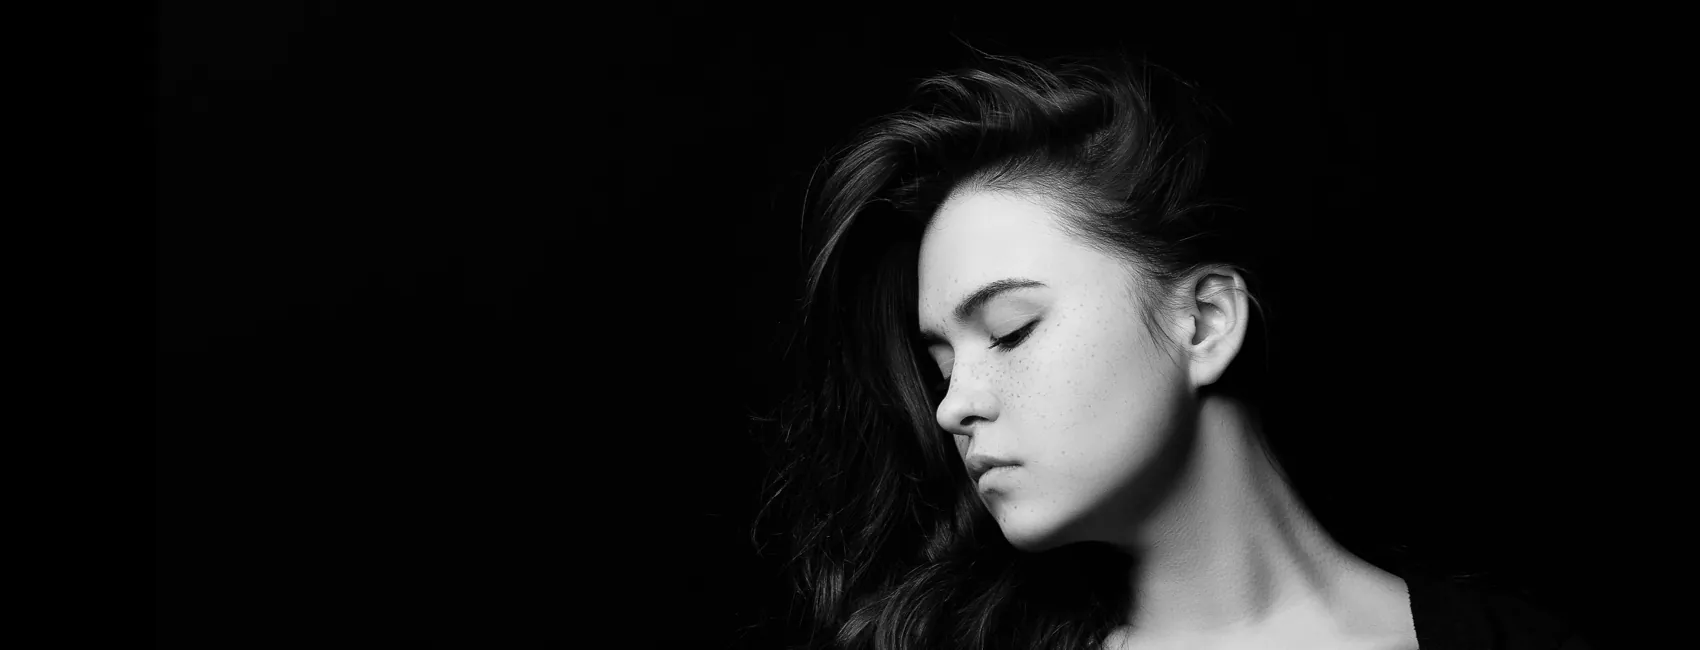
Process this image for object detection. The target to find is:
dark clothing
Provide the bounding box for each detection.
[1401,558,1596,650]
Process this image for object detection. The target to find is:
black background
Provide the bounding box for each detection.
[157,2,1641,647]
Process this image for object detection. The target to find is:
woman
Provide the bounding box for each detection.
[751,49,1593,650]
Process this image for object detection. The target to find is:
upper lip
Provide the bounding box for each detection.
[966,455,1018,483]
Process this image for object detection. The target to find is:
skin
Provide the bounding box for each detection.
[916,187,1418,649]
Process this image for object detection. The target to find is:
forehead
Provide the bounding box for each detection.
[917,189,1093,313]
[922,189,1063,262]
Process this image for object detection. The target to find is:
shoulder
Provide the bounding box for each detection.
[1475,588,1596,650]
[1410,575,1593,650]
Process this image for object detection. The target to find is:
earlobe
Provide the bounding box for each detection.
[1186,270,1248,389]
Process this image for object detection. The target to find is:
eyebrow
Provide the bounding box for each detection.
[919,278,1047,345]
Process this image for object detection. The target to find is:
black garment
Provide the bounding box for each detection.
[1399,557,1596,650]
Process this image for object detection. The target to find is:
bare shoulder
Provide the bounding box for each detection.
[1099,566,1418,650]
[1370,641,1419,650]
[1099,627,1417,650]
[1349,623,1419,650]
[1343,565,1420,650]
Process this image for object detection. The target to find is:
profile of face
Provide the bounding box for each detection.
[918,187,1220,553]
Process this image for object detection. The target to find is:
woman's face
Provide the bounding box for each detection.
[917,187,1195,552]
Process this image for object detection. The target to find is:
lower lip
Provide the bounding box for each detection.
[977,466,1016,486]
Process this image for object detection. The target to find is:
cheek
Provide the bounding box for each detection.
[1032,336,1180,467]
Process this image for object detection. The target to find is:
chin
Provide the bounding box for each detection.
[993,507,1077,553]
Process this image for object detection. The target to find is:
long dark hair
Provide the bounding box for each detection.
[750,49,1283,650]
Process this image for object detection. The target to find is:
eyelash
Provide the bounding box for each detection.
[931,320,1039,395]
[991,320,1039,351]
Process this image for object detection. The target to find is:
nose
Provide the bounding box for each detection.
[935,378,997,437]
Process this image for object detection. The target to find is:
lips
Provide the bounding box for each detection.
[966,454,1019,483]
[976,465,1016,485]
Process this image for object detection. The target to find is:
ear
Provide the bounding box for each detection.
[1178,268,1249,390]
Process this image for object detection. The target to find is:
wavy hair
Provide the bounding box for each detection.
[749,49,1280,650]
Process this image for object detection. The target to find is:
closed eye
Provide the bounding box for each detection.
[930,320,1040,397]
[990,320,1039,351]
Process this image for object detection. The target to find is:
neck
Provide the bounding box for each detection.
[1115,395,1362,639]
